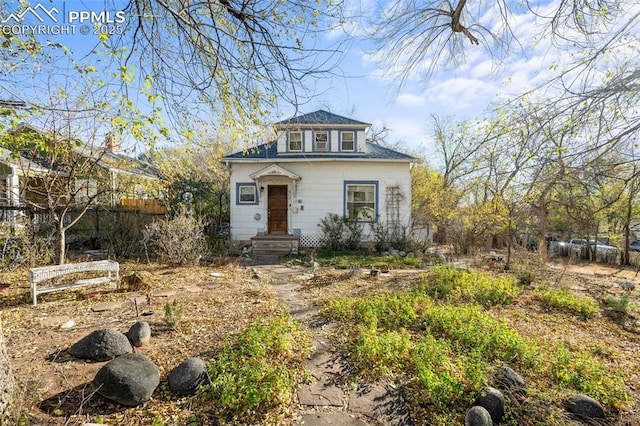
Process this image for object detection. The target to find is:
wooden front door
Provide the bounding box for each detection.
[268,185,288,234]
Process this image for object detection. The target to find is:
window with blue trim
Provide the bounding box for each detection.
[341,131,354,151]
[288,131,302,151]
[237,183,258,205]
[315,131,328,151]
[345,181,377,221]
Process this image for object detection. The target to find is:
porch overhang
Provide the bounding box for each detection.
[249,164,301,181]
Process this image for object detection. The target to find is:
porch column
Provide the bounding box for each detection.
[6,166,20,231]
[6,167,19,206]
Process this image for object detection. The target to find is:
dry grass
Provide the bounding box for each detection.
[1,262,284,425]
[1,253,639,425]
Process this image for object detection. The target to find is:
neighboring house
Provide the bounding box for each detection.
[222,110,415,250]
[0,128,165,221]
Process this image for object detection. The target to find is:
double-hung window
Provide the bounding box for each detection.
[288,131,302,152]
[341,131,354,151]
[315,131,328,151]
[237,183,258,205]
[345,181,377,221]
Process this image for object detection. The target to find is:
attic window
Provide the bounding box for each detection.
[315,131,328,151]
[288,131,302,152]
[341,131,354,151]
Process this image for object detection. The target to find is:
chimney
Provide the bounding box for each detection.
[104,132,118,152]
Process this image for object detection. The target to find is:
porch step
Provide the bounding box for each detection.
[251,237,299,255]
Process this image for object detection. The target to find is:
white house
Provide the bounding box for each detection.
[222,110,415,250]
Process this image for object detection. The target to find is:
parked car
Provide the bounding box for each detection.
[568,238,619,261]
[630,240,640,252]
[568,239,588,257]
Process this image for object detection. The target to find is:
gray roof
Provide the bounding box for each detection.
[275,110,371,127]
[223,141,415,161]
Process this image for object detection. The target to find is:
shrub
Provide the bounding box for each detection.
[537,288,599,319]
[203,316,309,423]
[516,268,536,285]
[417,267,520,307]
[0,221,53,270]
[318,213,363,251]
[164,299,184,329]
[550,345,628,407]
[604,295,634,315]
[146,212,208,265]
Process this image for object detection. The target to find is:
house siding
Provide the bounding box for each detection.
[228,161,412,245]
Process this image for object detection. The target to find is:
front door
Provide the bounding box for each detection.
[268,185,288,234]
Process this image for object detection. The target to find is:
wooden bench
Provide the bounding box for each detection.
[29,260,119,306]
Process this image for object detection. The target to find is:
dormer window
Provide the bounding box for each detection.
[341,131,354,151]
[315,131,328,152]
[288,131,302,152]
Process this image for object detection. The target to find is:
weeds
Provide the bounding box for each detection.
[537,288,599,319]
[323,266,630,423]
[417,267,520,307]
[604,295,636,315]
[203,316,309,423]
[318,253,423,269]
[549,345,628,407]
[164,299,184,329]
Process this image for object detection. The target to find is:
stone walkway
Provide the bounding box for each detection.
[254,264,414,426]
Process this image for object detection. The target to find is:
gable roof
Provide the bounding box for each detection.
[275,110,371,128]
[223,141,415,162]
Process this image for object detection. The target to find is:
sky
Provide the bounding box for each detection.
[1,0,632,160]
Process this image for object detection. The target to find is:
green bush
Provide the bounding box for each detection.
[537,288,599,319]
[418,267,520,307]
[516,268,536,285]
[550,345,628,407]
[318,213,363,251]
[164,299,184,329]
[319,253,423,269]
[604,295,635,315]
[203,316,308,423]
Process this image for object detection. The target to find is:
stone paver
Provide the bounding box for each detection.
[153,289,177,297]
[91,301,122,312]
[297,377,344,406]
[300,412,370,426]
[256,264,414,426]
[39,315,71,328]
[349,384,413,426]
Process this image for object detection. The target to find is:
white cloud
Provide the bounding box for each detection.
[395,93,425,107]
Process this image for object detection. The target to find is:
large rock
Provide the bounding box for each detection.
[565,394,605,420]
[475,387,504,424]
[126,321,151,347]
[70,329,132,361]
[465,405,493,426]
[495,365,526,392]
[93,353,159,406]
[168,357,209,396]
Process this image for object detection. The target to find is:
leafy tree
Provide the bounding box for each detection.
[1,123,113,264]
[97,0,346,137]
[150,129,235,239]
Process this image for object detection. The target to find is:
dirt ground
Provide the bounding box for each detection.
[1,255,639,425]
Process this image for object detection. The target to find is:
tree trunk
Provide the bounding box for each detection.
[0,314,15,419]
[56,221,66,265]
[537,195,549,262]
